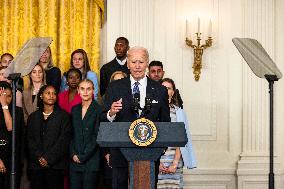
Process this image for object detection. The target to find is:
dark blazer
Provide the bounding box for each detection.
[100,58,130,96]
[70,100,102,172]
[0,107,24,167]
[27,107,71,170]
[46,67,61,93]
[102,76,171,167]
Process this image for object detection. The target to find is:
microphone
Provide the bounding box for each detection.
[133,92,140,113]
[141,97,152,117]
[144,97,152,112]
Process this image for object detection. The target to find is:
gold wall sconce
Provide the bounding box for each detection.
[185,18,213,81]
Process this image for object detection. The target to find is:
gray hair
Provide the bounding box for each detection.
[127,46,149,62]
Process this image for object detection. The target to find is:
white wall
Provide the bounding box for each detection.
[100,0,284,188]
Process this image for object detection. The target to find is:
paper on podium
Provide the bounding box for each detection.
[4,37,52,77]
[232,38,282,79]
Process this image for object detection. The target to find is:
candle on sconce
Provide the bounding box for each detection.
[197,17,200,33]
[208,19,212,37]
[186,19,188,38]
[186,19,191,38]
[185,17,213,81]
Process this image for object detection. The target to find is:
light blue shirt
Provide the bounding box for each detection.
[175,106,197,169]
[115,57,127,66]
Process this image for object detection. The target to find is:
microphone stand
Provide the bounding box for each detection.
[265,74,278,189]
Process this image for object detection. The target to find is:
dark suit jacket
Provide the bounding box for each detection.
[27,107,71,170]
[102,76,171,167]
[0,107,24,169]
[46,67,61,93]
[70,100,102,172]
[100,58,130,96]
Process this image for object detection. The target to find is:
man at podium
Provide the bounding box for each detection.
[103,46,170,189]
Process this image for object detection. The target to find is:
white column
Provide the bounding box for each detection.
[237,0,282,188]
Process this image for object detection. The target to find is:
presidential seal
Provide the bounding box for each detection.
[129,118,157,147]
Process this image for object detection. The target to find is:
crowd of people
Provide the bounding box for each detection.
[0,37,196,189]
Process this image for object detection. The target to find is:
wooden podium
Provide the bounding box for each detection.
[97,122,187,189]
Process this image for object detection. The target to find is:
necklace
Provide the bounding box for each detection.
[42,111,53,116]
[33,87,40,95]
[34,87,40,92]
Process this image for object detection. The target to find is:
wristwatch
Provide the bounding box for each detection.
[2,105,8,110]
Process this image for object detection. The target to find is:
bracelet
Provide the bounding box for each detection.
[173,159,179,165]
[172,164,177,169]
[2,105,8,110]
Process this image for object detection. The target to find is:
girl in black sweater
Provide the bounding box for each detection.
[27,85,71,189]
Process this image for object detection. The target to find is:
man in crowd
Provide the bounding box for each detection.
[148,60,165,82]
[100,37,130,96]
[103,46,170,189]
[148,60,184,108]
[0,53,13,68]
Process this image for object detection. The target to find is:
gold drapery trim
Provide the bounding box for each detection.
[95,0,105,23]
[0,0,104,75]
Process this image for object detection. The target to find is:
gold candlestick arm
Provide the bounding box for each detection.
[185,33,213,81]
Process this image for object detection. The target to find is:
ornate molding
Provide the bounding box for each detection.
[184,168,236,189]
[241,0,275,156]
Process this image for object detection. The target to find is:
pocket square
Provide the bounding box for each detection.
[152,100,158,103]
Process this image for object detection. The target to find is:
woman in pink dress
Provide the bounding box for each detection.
[58,68,82,189]
[58,68,82,113]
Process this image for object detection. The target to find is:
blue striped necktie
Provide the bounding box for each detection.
[132,81,140,95]
[132,81,140,117]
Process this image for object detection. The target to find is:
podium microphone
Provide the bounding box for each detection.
[133,93,140,114]
[140,97,152,118]
[144,97,152,113]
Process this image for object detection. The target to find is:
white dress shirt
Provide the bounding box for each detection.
[107,75,148,122]
[115,57,127,66]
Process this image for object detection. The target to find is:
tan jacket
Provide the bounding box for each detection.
[22,89,38,125]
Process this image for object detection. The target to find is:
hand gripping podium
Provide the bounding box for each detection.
[97,121,187,189]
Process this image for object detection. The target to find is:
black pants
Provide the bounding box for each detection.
[112,167,128,189]
[0,173,21,189]
[29,169,64,189]
[103,162,112,189]
[155,160,160,188]
[0,161,21,189]
[98,148,112,189]
[70,170,98,189]
[0,172,10,189]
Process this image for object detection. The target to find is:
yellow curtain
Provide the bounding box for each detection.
[0,0,104,74]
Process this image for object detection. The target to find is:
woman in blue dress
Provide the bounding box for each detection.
[60,49,99,99]
[158,78,197,189]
